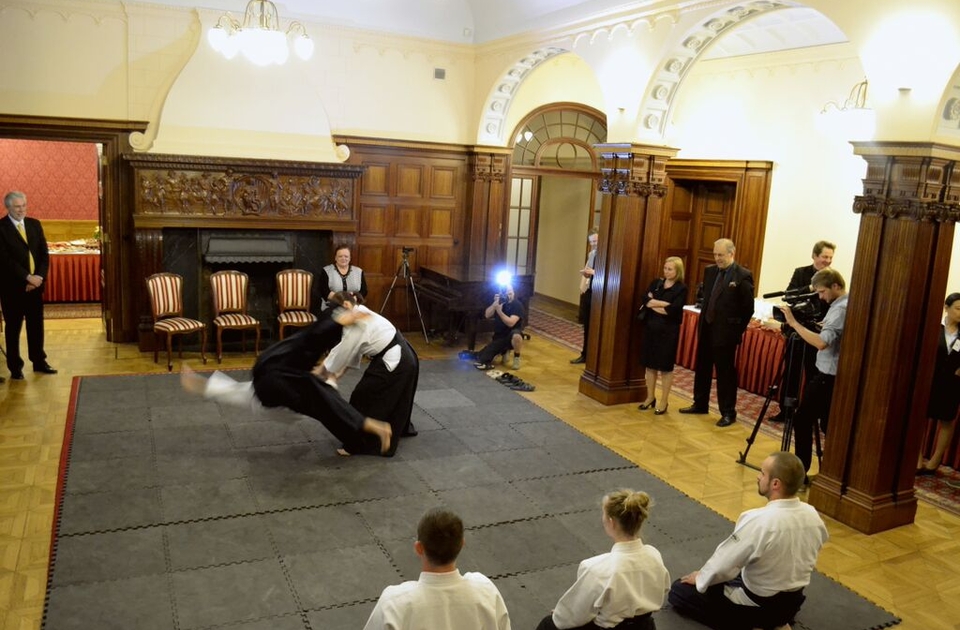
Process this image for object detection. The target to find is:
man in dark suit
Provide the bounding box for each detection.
[768,240,835,423]
[0,191,57,380]
[680,238,754,427]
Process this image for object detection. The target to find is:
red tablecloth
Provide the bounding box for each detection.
[46,253,101,303]
[676,306,785,397]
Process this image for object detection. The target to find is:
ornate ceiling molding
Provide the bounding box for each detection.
[477,46,568,145]
[637,0,798,137]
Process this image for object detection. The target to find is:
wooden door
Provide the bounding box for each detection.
[661,179,737,302]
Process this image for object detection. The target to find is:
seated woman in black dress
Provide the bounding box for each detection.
[917,291,960,475]
[637,257,688,415]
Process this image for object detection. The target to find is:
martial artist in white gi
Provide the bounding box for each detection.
[668,451,828,630]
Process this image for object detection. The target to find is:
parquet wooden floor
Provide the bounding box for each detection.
[0,317,957,629]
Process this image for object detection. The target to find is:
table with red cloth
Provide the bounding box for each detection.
[675,306,785,397]
[46,253,101,303]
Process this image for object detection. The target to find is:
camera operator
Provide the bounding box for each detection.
[777,268,848,480]
[769,240,836,423]
[473,285,526,371]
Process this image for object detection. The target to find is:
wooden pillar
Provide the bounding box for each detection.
[809,142,960,533]
[579,144,679,405]
[465,148,511,267]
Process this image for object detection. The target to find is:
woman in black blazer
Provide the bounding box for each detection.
[917,292,960,475]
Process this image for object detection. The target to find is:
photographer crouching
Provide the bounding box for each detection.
[473,286,526,371]
[777,268,848,481]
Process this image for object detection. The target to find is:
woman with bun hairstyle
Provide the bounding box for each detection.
[536,489,670,630]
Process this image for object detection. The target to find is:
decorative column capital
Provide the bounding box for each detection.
[594,143,678,197]
[851,141,960,224]
[469,149,510,183]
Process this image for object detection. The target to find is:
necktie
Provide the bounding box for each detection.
[16,222,35,274]
[705,268,726,324]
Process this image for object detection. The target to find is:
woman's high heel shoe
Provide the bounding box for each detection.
[637,398,656,410]
[654,405,668,415]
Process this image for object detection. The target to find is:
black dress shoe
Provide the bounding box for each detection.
[654,405,669,416]
[10,370,24,380]
[402,423,418,437]
[33,363,58,374]
[637,398,656,411]
[679,405,707,414]
[716,415,737,427]
[570,355,586,365]
[915,467,936,476]
[767,412,785,423]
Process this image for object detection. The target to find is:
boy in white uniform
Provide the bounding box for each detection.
[363,508,511,630]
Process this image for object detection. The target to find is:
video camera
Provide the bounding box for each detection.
[401,246,415,255]
[763,288,820,327]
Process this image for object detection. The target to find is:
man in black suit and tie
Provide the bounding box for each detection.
[0,191,57,381]
[680,238,754,427]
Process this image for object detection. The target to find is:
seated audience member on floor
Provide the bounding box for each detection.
[668,451,828,630]
[363,507,511,630]
[537,489,670,630]
[777,268,847,479]
[474,285,526,370]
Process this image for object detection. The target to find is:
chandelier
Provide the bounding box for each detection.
[207,0,314,66]
[820,79,869,114]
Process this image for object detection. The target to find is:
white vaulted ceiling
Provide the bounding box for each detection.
[137,0,848,52]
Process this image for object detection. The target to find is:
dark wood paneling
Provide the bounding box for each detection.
[336,137,474,324]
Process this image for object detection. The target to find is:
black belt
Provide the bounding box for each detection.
[370,332,402,360]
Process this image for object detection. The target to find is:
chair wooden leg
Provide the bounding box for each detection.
[254,327,261,356]
[199,328,207,364]
[278,324,285,341]
[216,327,223,364]
[166,334,174,372]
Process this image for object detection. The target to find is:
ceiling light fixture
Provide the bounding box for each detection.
[207,0,314,66]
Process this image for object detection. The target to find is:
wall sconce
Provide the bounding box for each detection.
[820,78,869,114]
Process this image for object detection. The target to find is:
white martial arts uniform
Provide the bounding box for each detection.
[363,569,511,630]
[551,538,670,629]
[323,305,401,373]
[695,498,828,606]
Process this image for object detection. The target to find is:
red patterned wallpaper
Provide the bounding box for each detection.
[0,139,99,220]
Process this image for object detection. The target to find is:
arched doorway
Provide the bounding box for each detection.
[507,104,606,309]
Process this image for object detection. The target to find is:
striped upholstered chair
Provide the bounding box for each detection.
[210,270,261,363]
[145,272,207,371]
[276,269,317,340]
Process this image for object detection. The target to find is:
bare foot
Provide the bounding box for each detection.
[336,447,352,457]
[180,364,207,395]
[363,418,393,454]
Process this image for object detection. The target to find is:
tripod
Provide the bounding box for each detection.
[380,249,429,344]
[737,329,822,471]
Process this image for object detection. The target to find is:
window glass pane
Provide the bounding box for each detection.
[511,178,522,206]
[520,179,532,206]
[543,111,561,126]
[517,239,528,267]
[519,209,530,237]
[508,207,520,237]
[506,239,517,267]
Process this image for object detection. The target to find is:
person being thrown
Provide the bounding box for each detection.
[180,309,392,456]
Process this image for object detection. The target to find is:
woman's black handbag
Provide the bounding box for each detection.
[637,304,648,322]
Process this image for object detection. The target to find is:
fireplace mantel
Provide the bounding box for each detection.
[125,152,365,232]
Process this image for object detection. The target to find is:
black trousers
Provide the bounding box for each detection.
[349,333,419,457]
[579,288,592,356]
[792,370,835,472]
[692,324,739,417]
[535,612,655,630]
[668,578,804,630]
[477,330,520,364]
[0,288,47,373]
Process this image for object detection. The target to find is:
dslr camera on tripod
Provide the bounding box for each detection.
[765,288,821,328]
